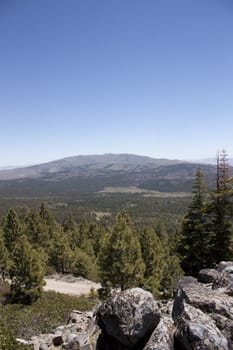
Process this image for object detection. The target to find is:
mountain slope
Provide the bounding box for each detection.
[0,154,183,180]
[0,154,219,196]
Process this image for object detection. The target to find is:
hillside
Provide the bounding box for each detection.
[0,154,182,180]
[0,154,218,197]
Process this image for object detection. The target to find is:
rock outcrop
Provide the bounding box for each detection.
[172,261,233,350]
[95,288,161,349]
[17,261,233,349]
[17,310,97,350]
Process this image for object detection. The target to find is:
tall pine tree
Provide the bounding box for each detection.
[178,166,211,275]
[99,211,145,291]
[10,235,45,304]
[139,226,165,297]
[207,150,233,263]
[0,231,9,276]
[3,209,22,256]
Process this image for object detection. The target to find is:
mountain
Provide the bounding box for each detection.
[0,153,218,196]
[0,154,183,180]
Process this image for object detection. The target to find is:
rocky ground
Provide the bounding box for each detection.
[17,262,233,349]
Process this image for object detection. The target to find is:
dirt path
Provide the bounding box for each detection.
[43,275,101,296]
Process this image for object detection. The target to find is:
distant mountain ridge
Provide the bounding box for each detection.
[0,153,220,195]
[0,154,184,181]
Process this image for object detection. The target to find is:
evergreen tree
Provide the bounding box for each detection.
[160,250,183,297]
[39,202,56,237]
[77,219,89,247]
[88,223,106,257]
[207,150,233,263]
[139,226,165,297]
[0,231,9,277]
[155,221,169,243]
[73,247,99,281]
[23,208,50,248]
[62,214,77,233]
[178,166,211,275]
[49,229,75,273]
[3,209,22,255]
[10,235,45,304]
[99,211,145,291]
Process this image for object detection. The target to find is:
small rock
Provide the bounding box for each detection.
[197,268,221,284]
[39,343,48,350]
[216,262,233,273]
[52,334,63,346]
[16,338,33,346]
[212,272,233,290]
[63,332,92,350]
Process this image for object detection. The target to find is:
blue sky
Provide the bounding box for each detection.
[0,0,233,166]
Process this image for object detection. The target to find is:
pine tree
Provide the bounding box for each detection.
[49,229,75,274]
[62,214,77,233]
[139,226,165,297]
[178,166,211,275]
[39,202,56,237]
[23,208,50,248]
[3,209,22,255]
[0,231,9,277]
[88,223,106,257]
[160,252,183,297]
[73,247,99,281]
[10,235,45,304]
[207,150,233,263]
[99,211,145,291]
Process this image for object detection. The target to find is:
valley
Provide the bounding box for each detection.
[0,153,216,223]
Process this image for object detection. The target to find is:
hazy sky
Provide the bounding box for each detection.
[1,0,233,166]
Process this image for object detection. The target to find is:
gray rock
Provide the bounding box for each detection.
[143,315,174,350]
[63,334,76,349]
[173,276,233,349]
[216,261,233,273]
[198,268,221,284]
[175,303,228,349]
[175,276,198,288]
[96,287,160,348]
[30,335,53,350]
[211,313,233,346]
[63,332,92,350]
[68,310,84,324]
[32,342,40,350]
[224,283,233,297]
[173,277,233,320]
[224,266,233,274]
[39,343,48,350]
[16,338,33,346]
[73,333,92,350]
[52,334,63,346]
[67,310,96,335]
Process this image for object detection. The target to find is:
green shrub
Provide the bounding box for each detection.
[0,320,28,350]
[0,286,95,340]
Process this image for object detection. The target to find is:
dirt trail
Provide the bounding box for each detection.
[43,274,101,296]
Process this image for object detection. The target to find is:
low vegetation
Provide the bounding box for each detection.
[0,281,95,348]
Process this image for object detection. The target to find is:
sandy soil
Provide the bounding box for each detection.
[43,274,101,296]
